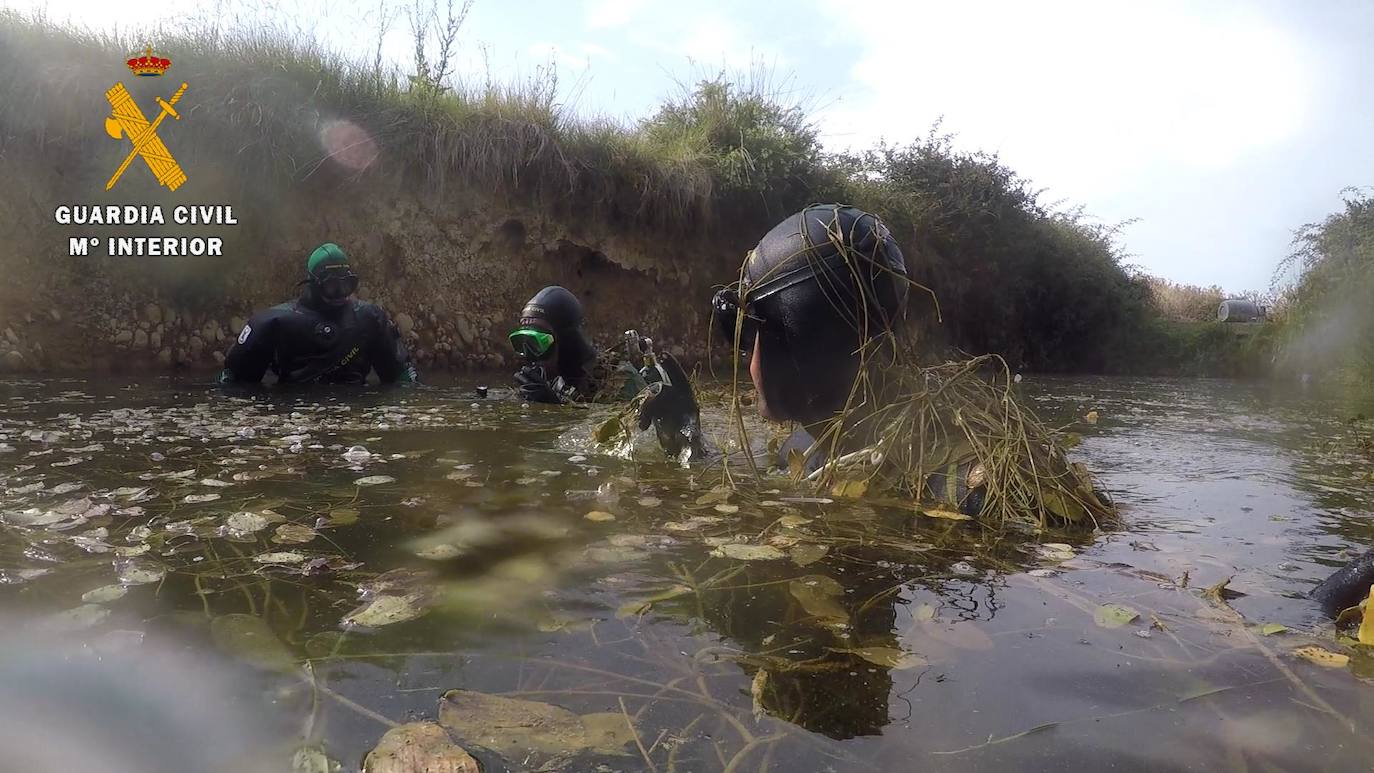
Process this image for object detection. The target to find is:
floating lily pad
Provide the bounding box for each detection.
[291,746,335,773]
[362,722,479,773]
[712,543,785,561]
[225,511,269,534]
[1094,603,1140,629]
[789,543,829,567]
[273,523,318,544]
[832,645,927,670]
[343,594,427,628]
[329,509,360,526]
[117,563,165,585]
[789,575,848,626]
[81,584,128,603]
[1292,645,1350,668]
[616,584,692,618]
[254,551,307,564]
[211,613,296,671]
[42,604,110,633]
[438,690,630,760]
[921,508,972,521]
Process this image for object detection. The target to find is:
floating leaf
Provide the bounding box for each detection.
[636,497,662,507]
[833,646,927,670]
[831,479,869,498]
[254,551,307,564]
[1094,603,1140,629]
[198,478,234,488]
[81,584,128,603]
[617,584,692,618]
[362,722,479,773]
[579,712,636,754]
[712,543,785,561]
[42,604,110,633]
[354,475,396,487]
[117,563,165,585]
[343,594,427,628]
[182,493,221,503]
[1257,623,1289,636]
[416,543,464,560]
[291,746,336,773]
[1359,585,1374,646]
[583,510,616,522]
[789,575,848,626]
[329,508,359,526]
[273,523,317,544]
[439,690,619,760]
[751,669,768,720]
[778,514,812,529]
[593,417,625,444]
[694,486,733,506]
[211,613,296,671]
[714,504,740,514]
[1084,410,1100,424]
[225,511,269,533]
[1292,645,1350,668]
[921,508,972,521]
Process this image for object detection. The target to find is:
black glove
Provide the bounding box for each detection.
[637,353,704,460]
[514,364,563,404]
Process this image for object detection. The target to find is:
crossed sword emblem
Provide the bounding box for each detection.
[104,81,189,191]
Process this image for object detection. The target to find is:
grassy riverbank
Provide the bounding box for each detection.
[0,11,1318,378]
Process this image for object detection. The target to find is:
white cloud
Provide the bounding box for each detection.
[524,41,617,72]
[585,0,645,29]
[674,14,789,72]
[818,0,1313,201]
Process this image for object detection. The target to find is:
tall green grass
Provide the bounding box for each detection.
[1273,191,1374,385]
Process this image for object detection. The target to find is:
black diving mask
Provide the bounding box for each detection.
[711,253,855,357]
[313,269,359,303]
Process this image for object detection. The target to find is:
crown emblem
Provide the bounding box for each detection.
[126,46,171,77]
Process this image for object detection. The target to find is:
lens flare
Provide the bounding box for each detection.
[319,120,379,171]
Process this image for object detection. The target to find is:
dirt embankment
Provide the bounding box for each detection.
[0,173,735,376]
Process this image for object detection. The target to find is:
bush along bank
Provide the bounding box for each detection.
[0,12,1271,377]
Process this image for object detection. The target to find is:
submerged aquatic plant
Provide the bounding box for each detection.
[710,205,1115,529]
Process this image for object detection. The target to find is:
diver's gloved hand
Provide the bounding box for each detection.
[637,353,705,461]
[514,364,563,404]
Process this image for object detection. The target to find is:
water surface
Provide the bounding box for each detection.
[0,375,1371,772]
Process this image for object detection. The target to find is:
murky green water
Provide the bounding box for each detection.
[1,375,1372,772]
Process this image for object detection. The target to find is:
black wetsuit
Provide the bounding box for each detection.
[218,293,417,385]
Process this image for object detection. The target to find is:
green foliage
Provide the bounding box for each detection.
[835,133,1148,372]
[641,76,836,221]
[1273,192,1374,385]
[0,12,1283,376]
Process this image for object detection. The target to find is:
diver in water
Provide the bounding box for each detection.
[644,203,1109,521]
[217,242,418,385]
[509,285,706,458]
[508,286,604,404]
[1311,546,1374,618]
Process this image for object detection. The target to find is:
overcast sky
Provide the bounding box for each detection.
[11,0,1373,292]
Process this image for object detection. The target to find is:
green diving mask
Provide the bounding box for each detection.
[509,327,556,360]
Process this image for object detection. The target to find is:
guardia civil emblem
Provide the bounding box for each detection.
[104,46,189,191]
